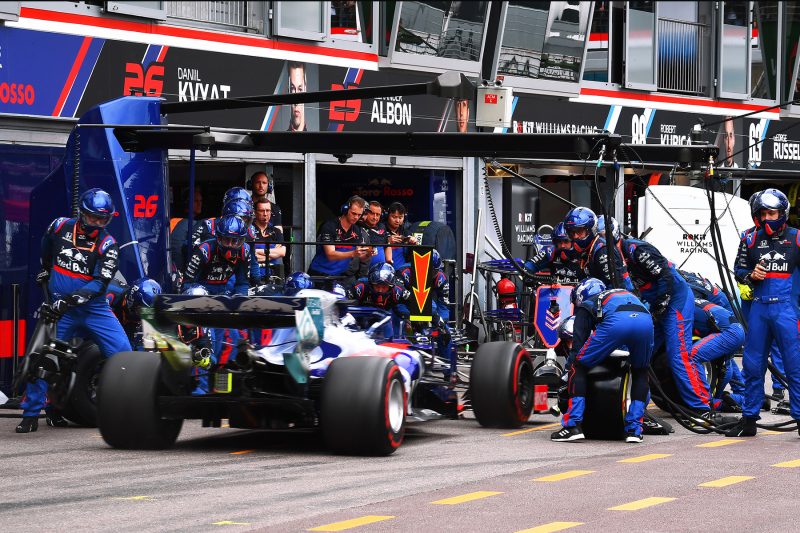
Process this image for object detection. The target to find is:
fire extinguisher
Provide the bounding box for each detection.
[497,276,518,309]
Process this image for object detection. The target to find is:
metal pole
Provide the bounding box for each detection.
[11,283,19,380]
[186,145,196,284]
[467,208,483,323]
[603,155,622,289]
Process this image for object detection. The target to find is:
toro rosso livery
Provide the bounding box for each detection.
[96,289,534,455]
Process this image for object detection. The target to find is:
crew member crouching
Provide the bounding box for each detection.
[552,278,653,443]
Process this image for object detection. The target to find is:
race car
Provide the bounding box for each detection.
[97,290,533,455]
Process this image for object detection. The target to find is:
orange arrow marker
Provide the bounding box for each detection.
[413,251,431,311]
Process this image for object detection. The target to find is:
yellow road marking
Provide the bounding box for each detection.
[212,521,251,526]
[696,439,743,448]
[113,495,154,501]
[308,516,395,531]
[516,521,584,533]
[699,475,754,488]
[534,470,595,482]
[617,453,672,463]
[761,430,780,435]
[230,449,254,455]
[772,459,800,468]
[503,423,560,436]
[431,491,504,505]
[609,497,675,511]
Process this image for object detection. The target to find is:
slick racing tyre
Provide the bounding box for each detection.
[61,342,103,427]
[582,357,630,440]
[98,351,182,450]
[321,356,406,456]
[471,342,534,428]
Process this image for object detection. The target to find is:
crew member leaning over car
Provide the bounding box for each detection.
[183,215,251,394]
[17,188,131,433]
[105,277,162,350]
[351,262,409,338]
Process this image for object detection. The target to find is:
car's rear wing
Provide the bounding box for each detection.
[153,294,309,329]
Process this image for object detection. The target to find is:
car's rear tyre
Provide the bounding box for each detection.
[61,342,104,427]
[321,356,405,456]
[582,359,629,440]
[98,351,182,449]
[471,341,534,428]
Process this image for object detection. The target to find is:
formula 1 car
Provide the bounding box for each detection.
[97,290,534,455]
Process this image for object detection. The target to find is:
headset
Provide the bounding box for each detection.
[248,171,273,195]
[341,195,366,216]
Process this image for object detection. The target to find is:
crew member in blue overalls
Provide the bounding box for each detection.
[691,298,746,410]
[620,234,718,415]
[727,189,800,437]
[17,189,131,433]
[183,215,251,394]
[522,222,583,282]
[190,195,261,285]
[681,270,747,405]
[551,278,653,443]
[736,191,788,402]
[563,207,633,291]
[105,277,162,350]
[352,262,409,338]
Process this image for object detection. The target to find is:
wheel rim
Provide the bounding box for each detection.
[387,378,404,433]
[516,358,534,414]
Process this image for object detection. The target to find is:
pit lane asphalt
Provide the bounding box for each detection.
[0,407,797,533]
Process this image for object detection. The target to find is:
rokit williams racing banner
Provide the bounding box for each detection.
[506,92,800,171]
[0,25,475,133]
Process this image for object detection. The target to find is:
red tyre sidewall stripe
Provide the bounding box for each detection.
[384,364,404,449]
[512,347,527,422]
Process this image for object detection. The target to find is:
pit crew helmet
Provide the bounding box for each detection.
[222,187,252,207]
[597,215,620,240]
[284,271,313,296]
[752,188,789,235]
[216,215,248,261]
[558,315,575,342]
[79,188,115,232]
[368,262,396,293]
[572,277,606,306]
[563,207,597,253]
[431,249,442,271]
[552,222,570,244]
[222,198,255,226]
[127,278,162,311]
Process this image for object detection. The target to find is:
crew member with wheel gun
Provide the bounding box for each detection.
[551,278,653,443]
[17,189,131,433]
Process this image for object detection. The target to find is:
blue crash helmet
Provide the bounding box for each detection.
[127,278,162,310]
[284,271,313,296]
[572,277,606,306]
[222,186,252,207]
[222,198,255,226]
[752,188,789,235]
[79,188,115,231]
[563,207,597,253]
